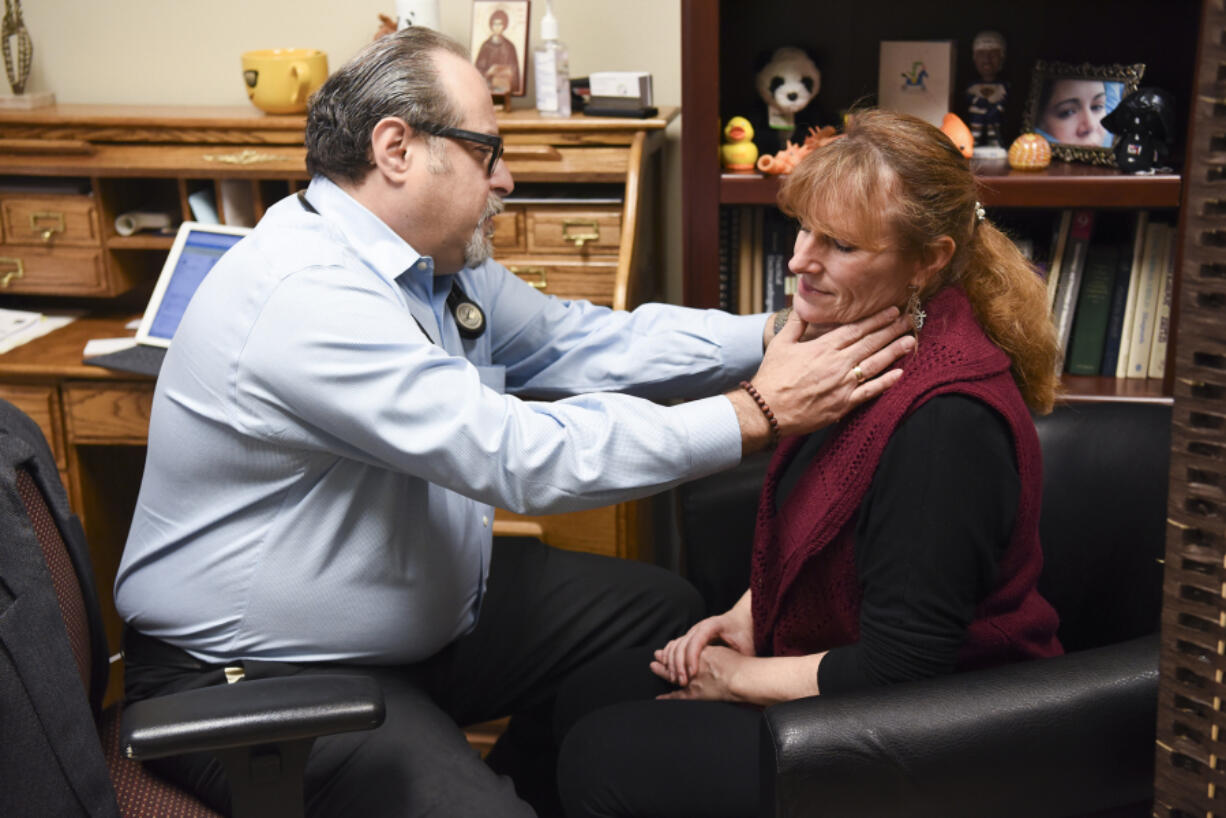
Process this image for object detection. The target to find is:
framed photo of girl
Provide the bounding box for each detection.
[1022,60,1145,166]
[471,0,531,98]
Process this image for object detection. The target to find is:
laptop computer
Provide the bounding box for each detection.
[83,221,251,377]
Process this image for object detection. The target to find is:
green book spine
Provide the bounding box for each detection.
[1066,243,1120,375]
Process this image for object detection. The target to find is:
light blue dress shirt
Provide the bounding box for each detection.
[114,177,764,665]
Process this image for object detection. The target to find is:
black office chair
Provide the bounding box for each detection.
[0,398,386,818]
[678,401,1169,818]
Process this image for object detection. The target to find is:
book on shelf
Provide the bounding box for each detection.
[750,207,764,313]
[1113,210,1147,377]
[1103,212,1147,376]
[1124,220,1172,379]
[717,206,740,312]
[1065,242,1119,375]
[1146,229,1177,379]
[1050,209,1096,368]
[737,206,754,314]
[1044,210,1074,314]
[762,208,797,313]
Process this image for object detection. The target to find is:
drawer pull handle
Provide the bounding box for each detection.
[0,257,24,287]
[562,220,600,248]
[30,211,65,243]
[509,266,548,289]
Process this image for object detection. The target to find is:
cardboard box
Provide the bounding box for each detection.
[589,71,653,105]
[877,40,956,127]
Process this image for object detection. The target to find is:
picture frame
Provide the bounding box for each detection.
[1022,60,1145,166]
[470,0,531,98]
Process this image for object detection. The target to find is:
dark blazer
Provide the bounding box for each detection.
[0,399,120,817]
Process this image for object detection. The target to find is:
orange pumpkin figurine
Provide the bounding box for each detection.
[940,113,974,158]
[1007,133,1053,171]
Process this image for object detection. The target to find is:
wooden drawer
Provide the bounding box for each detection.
[505,258,618,305]
[1,194,100,247]
[491,210,523,252]
[0,383,65,470]
[63,382,153,445]
[526,207,622,254]
[0,246,107,295]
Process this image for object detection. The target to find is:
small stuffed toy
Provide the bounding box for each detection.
[1101,88,1175,174]
[756,46,820,149]
[757,125,841,175]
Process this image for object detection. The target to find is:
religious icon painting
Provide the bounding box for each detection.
[471,0,531,97]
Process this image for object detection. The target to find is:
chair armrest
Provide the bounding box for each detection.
[120,673,385,760]
[760,634,1158,818]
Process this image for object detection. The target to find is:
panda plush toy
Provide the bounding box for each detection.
[755,46,821,149]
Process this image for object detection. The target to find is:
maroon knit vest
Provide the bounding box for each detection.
[750,286,1062,669]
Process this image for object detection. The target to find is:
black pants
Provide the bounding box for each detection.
[553,648,763,818]
[123,537,704,818]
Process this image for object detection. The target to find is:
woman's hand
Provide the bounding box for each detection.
[653,645,749,702]
[652,590,754,686]
[652,608,753,687]
[654,650,828,707]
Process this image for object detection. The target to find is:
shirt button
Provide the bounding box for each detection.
[482,515,489,527]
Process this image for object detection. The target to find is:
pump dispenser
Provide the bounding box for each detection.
[533,1,571,117]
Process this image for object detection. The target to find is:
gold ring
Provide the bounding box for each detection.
[852,364,866,384]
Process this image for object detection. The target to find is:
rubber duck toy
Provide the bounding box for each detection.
[721,116,759,173]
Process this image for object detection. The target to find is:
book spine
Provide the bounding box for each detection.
[1146,231,1178,379]
[763,209,798,313]
[1052,209,1095,369]
[1066,243,1118,375]
[1099,234,1134,376]
[750,207,764,313]
[717,206,733,311]
[1125,222,1170,378]
[1045,210,1073,314]
[1114,211,1149,378]
[736,206,754,313]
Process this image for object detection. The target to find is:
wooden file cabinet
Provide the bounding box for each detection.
[0,105,675,701]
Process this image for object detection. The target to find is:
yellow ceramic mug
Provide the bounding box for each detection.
[241,48,328,114]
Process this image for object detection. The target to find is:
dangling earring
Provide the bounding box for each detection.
[906,285,926,331]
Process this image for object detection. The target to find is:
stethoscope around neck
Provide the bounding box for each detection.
[296,190,486,341]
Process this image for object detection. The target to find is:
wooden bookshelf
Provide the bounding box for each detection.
[719,164,1183,209]
[682,0,1206,402]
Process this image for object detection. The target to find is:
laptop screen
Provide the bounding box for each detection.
[136,222,250,347]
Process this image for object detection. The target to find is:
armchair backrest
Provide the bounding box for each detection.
[0,398,120,816]
[1033,401,1170,652]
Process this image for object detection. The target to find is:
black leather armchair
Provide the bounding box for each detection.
[677,401,1169,818]
[0,397,385,818]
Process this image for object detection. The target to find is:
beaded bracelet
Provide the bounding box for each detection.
[739,380,780,447]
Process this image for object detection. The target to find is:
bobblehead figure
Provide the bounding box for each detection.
[966,30,1008,159]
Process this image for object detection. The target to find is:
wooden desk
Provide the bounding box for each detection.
[0,105,674,703]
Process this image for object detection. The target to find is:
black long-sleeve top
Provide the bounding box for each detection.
[775,394,1020,696]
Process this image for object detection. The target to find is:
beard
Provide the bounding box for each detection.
[464,193,504,268]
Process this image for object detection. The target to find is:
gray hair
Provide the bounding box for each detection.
[305,27,469,183]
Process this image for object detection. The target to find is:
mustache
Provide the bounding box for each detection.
[481,194,505,223]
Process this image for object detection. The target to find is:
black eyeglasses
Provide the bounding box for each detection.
[413,122,504,176]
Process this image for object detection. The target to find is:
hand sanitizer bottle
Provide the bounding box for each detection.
[533,1,571,118]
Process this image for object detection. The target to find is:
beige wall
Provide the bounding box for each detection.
[19,0,684,302]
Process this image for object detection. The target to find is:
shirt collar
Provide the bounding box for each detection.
[304,175,439,290]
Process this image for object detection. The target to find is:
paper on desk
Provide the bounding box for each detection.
[0,307,39,339]
[83,337,138,356]
[0,310,78,355]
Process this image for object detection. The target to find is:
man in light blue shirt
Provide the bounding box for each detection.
[115,27,913,818]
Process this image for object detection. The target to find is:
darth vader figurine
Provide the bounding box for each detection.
[1101,88,1176,173]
